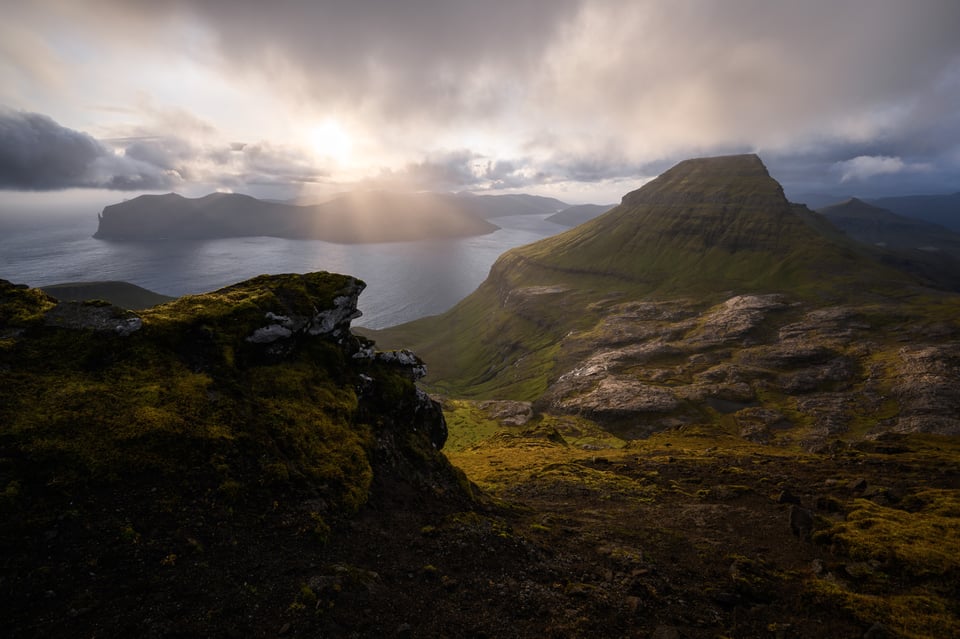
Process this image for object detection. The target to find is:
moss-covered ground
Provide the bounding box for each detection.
[440,400,960,638]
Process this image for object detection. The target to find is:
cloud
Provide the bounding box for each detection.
[0,109,180,190]
[834,155,932,183]
[3,1,960,197]
[366,150,485,191]
[0,109,103,189]
[238,142,329,185]
[180,0,960,191]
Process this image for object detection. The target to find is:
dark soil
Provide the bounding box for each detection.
[5,434,959,638]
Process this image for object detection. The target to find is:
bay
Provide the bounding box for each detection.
[0,211,567,329]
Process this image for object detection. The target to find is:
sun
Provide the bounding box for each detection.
[308,119,353,164]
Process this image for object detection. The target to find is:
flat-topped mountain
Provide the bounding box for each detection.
[504,154,910,297]
[450,192,568,218]
[93,191,504,242]
[372,154,960,444]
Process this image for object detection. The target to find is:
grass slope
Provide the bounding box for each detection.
[372,154,920,399]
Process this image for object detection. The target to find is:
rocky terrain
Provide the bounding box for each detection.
[365,154,960,637]
[5,154,959,637]
[6,270,956,638]
[540,293,960,447]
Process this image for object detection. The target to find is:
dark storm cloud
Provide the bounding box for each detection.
[0,109,105,189]
[0,109,179,190]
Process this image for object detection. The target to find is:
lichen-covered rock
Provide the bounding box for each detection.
[555,375,679,416]
[686,294,787,346]
[891,344,960,434]
[529,290,960,443]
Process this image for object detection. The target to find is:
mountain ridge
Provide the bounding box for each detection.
[370,155,959,439]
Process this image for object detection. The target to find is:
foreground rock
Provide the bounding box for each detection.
[0,274,463,637]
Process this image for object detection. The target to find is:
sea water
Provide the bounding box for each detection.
[0,209,566,329]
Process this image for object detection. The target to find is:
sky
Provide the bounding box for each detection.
[2,0,959,207]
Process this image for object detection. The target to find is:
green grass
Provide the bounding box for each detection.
[372,155,925,401]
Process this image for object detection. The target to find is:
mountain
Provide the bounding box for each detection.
[545,203,614,227]
[869,192,960,231]
[789,192,855,210]
[40,280,174,309]
[817,198,960,291]
[371,154,959,440]
[450,192,569,218]
[817,197,960,250]
[365,154,960,637]
[93,191,500,242]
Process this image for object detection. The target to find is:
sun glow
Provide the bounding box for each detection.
[308,119,353,164]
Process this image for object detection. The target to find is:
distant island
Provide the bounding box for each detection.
[545,203,614,227]
[93,191,571,243]
[40,281,174,309]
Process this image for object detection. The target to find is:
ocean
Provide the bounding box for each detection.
[0,210,567,329]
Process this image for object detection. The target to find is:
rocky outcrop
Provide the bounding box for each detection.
[43,300,143,335]
[0,273,473,639]
[686,294,787,347]
[891,344,960,434]
[543,291,960,448]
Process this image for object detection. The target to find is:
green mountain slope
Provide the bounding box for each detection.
[372,154,925,400]
[505,155,911,298]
